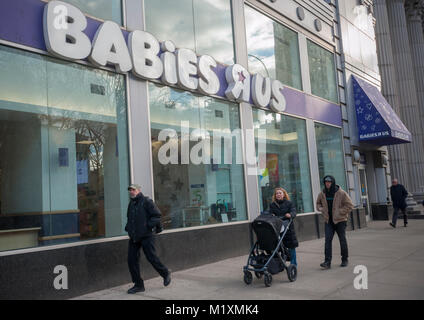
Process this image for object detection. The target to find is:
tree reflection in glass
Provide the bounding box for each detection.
[245,5,302,90]
[145,0,235,65]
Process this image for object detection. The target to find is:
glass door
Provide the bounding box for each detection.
[359,167,370,221]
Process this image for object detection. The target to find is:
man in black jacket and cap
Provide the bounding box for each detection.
[125,184,171,294]
[389,179,409,228]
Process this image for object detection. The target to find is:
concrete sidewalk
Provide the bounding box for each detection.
[73,220,424,300]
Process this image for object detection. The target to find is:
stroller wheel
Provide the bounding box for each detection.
[243,271,253,285]
[264,273,272,287]
[287,264,297,282]
[254,271,263,279]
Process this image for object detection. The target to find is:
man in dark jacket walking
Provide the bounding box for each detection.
[389,179,409,228]
[125,184,171,294]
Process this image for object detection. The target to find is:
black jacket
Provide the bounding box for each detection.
[269,200,298,249]
[390,184,408,209]
[125,193,162,242]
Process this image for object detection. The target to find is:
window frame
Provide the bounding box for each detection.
[306,38,339,104]
[244,3,304,92]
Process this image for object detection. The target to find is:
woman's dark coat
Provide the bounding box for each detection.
[269,200,299,248]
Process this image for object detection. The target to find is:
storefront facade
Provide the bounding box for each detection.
[0,0,385,299]
[338,0,413,222]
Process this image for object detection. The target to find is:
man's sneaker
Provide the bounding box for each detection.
[320,261,331,269]
[163,273,171,287]
[389,222,396,228]
[127,285,145,294]
[404,222,408,227]
[340,260,348,267]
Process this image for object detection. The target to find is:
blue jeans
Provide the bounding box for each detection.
[289,248,297,266]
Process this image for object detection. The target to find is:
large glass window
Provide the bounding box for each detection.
[253,110,313,213]
[144,0,235,65]
[62,0,123,25]
[149,84,247,229]
[315,123,346,190]
[0,45,129,252]
[245,5,302,90]
[307,40,338,103]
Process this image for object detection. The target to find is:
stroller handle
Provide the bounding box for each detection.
[280,216,293,222]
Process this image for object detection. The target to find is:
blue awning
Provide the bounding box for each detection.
[352,75,411,145]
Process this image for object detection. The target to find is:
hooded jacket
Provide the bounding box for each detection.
[125,192,162,242]
[316,175,354,225]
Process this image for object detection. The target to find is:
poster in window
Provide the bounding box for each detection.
[58,148,69,167]
[267,153,279,185]
[77,160,89,184]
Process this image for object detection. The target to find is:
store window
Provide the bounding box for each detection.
[315,123,346,190]
[149,84,247,229]
[253,110,313,213]
[245,5,302,90]
[61,0,123,25]
[144,0,235,65]
[307,40,338,103]
[0,45,129,252]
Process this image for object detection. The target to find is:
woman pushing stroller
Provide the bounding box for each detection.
[269,187,298,266]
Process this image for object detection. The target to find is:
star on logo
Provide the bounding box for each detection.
[238,71,246,83]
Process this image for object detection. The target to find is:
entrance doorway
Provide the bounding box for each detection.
[359,167,370,221]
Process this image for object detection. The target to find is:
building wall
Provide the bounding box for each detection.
[0,210,366,300]
[336,0,393,216]
[0,0,370,299]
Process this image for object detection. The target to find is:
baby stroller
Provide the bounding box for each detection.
[243,213,297,287]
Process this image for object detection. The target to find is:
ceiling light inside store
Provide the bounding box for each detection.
[77,140,94,145]
[281,132,298,142]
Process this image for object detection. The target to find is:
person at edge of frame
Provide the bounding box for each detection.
[389,178,409,228]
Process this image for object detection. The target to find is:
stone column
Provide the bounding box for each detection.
[386,0,424,195]
[373,0,409,188]
[406,0,424,159]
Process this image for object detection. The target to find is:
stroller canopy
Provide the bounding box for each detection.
[253,213,284,236]
[252,213,284,251]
